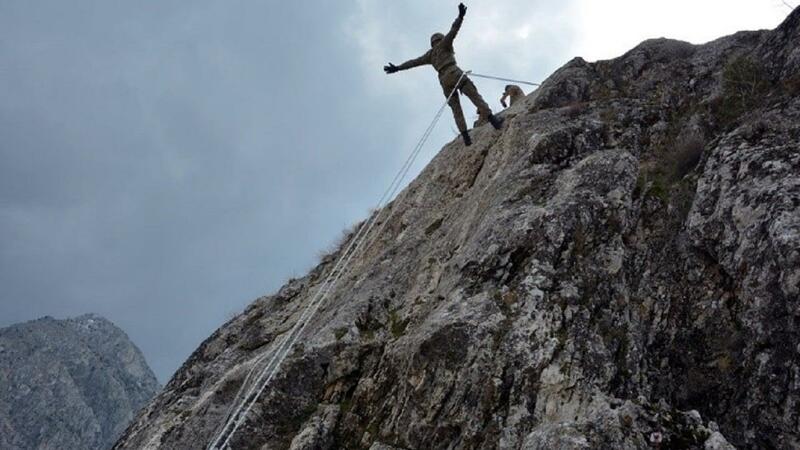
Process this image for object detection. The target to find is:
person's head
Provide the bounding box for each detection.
[430,33,444,48]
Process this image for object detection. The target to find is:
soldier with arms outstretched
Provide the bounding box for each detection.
[384,3,503,146]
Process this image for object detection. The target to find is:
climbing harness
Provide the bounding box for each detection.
[207,70,538,449]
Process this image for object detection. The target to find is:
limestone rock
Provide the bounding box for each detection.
[116,8,800,450]
[0,315,160,449]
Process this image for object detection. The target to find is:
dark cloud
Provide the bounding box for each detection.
[0,0,578,381]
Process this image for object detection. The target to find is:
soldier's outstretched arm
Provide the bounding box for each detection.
[443,3,467,47]
[385,51,432,73]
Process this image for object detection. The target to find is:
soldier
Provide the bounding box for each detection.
[384,3,503,146]
[500,84,525,108]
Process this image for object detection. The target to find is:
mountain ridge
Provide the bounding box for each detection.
[117,8,799,449]
[0,314,161,449]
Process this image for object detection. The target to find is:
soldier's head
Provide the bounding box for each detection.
[430,33,444,47]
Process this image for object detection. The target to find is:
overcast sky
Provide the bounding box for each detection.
[0,0,791,382]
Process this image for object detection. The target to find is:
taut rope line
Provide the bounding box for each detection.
[207,71,473,450]
[470,72,541,86]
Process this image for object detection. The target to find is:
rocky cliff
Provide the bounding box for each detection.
[0,314,160,449]
[116,8,799,450]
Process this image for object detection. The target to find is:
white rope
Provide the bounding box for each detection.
[208,193,383,449]
[470,72,540,87]
[207,135,406,444]
[206,71,469,450]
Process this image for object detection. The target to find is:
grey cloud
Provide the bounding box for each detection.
[0,0,578,381]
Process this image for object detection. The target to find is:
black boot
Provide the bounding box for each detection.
[461,131,472,146]
[488,114,504,130]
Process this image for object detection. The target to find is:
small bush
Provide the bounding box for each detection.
[360,328,375,340]
[712,56,770,127]
[564,101,588,118]
[782,74,800,96]
[637,132,705,203]
[669,133,705,179]
[741,119,769,143]
[723,57,770,108]
[600,108,616,124]
[389,311,409,338]
[647,176,670,202]
[316,220,363,263]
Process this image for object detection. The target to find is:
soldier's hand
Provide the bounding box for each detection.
[458,3,467,17]
[384,63,399,74]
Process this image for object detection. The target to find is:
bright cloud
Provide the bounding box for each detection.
[571,0,791,61]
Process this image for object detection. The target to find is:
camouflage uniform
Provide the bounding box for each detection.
[392,14,493,134]
[473,108,489,127]
[501,84,525,108]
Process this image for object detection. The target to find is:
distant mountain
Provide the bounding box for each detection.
[0,314,160,449]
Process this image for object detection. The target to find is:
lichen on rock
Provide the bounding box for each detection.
[116,8,800,450]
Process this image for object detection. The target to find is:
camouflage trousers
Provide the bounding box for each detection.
[439,67,491,133]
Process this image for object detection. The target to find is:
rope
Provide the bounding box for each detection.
[470,72,541,87]
[206,71,470,450]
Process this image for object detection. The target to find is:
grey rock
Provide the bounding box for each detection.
[0,314,160,449]
[116,7,800,450]
[705,432,736,450]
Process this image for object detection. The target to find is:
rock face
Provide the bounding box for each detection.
[117,9,799,450]
[0,315,160,449]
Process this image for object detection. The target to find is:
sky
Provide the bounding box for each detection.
[0,0,791,382]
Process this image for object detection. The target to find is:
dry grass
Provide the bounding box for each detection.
[711,56,771,128]
[563,101,589,118]
[316,221,362,263]
[668,133,705,180]
[636,132,706,203]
